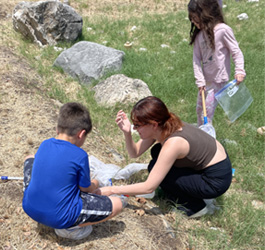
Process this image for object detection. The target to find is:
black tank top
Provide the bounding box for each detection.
[166,123,217,170]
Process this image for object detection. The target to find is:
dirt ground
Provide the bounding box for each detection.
[0,0,194,249]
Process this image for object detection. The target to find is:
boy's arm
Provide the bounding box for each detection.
[79,179,99,193]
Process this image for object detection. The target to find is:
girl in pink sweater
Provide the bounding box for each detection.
[188,0,246,126]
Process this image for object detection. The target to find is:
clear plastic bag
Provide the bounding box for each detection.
[199,123,216,138]
[215,80,253,122]
[89,155,148,187]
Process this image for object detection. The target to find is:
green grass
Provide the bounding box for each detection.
[13,0,265,249]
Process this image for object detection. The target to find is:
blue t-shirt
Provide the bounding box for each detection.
[22,138,91,229]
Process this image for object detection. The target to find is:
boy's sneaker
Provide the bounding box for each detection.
[111,194,128,208]
[55,225,93,240]
[120,195,128,208]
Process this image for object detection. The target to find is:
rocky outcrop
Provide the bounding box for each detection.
[53,41,125,85]
[93,74,152,107]
[12,1,82,46]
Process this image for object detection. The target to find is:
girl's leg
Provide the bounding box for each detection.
[205,88,218,125]
[205,82,227,124]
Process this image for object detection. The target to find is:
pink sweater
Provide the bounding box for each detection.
[193,23,246,88]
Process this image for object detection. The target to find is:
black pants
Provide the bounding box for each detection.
[148,143,232,216]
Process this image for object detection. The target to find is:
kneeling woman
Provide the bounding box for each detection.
[99,96,232,217]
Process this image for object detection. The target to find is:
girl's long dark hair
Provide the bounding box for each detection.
[131,96,183,141]
[188,0,225,50]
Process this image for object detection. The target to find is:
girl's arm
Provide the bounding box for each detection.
[98,137,189,196]
[223,26,246,84]
[193,36,206,88]
[116,110,155,158]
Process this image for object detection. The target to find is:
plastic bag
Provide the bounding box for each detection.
[199,123,216,138]
[215,80,253,122]
[89,155,148,187]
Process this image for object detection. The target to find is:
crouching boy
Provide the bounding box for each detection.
[22,102,123,240]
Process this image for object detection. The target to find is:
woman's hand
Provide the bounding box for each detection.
[235,74,245,85]
[97,186,113,197]
[115,110,131,134]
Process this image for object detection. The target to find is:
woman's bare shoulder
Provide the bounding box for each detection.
[162,135,190,159]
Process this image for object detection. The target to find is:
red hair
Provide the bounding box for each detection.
[131,96,183,141]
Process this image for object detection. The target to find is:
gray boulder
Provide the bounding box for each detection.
[53,41,125,85]
[93,74,152,107]
[13,1,82,46]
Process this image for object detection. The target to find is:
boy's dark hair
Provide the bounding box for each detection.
[188,0,225,50]
[57,102,92,136]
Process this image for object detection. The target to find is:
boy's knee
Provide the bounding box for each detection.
[109,196,123,214]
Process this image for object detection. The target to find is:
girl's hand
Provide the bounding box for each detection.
[115,110,131,134]
[235,74,245,85]
[198,86,206,95]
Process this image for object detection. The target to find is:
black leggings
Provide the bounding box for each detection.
[148,143,232,216]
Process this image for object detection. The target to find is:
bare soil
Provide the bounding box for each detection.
[0,0,193,249]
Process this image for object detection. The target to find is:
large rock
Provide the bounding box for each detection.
[93,74,152,107]
[12,1,82,46]
[53,41,125,84]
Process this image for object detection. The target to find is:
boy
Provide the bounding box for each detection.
[22,102,123,240]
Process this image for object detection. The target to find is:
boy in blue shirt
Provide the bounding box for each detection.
[22,102,123,240]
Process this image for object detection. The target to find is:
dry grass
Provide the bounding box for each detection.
[70,0,188,20]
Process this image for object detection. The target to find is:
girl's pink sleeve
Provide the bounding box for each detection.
[193,39,206,88]
[223,26,246,76]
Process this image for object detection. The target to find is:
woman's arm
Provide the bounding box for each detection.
[99,137,189,196]
[223,26,246,84]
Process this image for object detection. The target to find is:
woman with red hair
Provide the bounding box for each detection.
[99,96,232,218]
